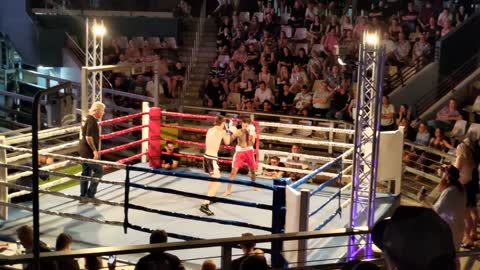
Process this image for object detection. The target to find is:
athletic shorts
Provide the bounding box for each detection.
[465,179,478,208]
[203,155,220,178]
[232,149,256,170]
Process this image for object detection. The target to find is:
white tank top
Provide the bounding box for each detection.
[205,127,227,157]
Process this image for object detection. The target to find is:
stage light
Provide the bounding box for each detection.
[92,24,106,37]
[365,33,379,46]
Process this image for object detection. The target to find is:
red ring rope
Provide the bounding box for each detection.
[161,111,241,122]
[160,151,232,164]
[100,125,147,140]
[99,112,147,126]
[161,124,208,133]
[99,138,148,156]
[162,138,235,151]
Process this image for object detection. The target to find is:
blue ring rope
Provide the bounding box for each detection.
[129,165,275,190]
[313,207,342,231]
[128,203,272,232]
[309,175,341,197]
[129,182,273,210]
[289,157,342,189]
[309,189,342,218]
[126,223,203,241]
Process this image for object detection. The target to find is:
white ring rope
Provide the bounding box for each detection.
[5,126,81,145]
[259,121,355,135]
[2,180,124,207]
[0,144,126,169]
[6,141,80,164]
[7,161,72,182]
[259,134,354,148]
[259,163,353,178]
[0,201,124,226]
[259,150,353,164]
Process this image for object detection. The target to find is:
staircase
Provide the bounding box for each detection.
[178,18,218,106]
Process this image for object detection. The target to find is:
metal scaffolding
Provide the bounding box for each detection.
[348,32,386,259]
[84,18,104,113]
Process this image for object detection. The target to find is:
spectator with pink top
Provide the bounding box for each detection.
[427,98,463,132]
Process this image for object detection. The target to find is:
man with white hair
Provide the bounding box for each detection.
[79,102,105,203]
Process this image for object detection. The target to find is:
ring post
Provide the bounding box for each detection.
[271,178,287,268]
[0,136,7,220]
[141,102,150,163]
[297,189,310,267]
[124,165,131,233]
[148,107,162,168]
[32,82,72,270]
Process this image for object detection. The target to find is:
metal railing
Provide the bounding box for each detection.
[181,0,207,101]
[383,54,433,95]
[415,51,480,115]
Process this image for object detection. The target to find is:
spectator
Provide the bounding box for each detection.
[258,65,275,90]
[307,51,325,81]
[286,144,309,181]
[204,77,227,109]
[392,32,411,65]
[409,25,424,42]
[135,230,184,270]
[403,122,431,165]
[232,233,257,270]
[383,32,397,60]
[289,64,309,93]
[380,95,396,131]
[11,155,53,203]
[293,85,312,116]
[262,156,285,178]
[312,81,333,118]
[201,260,216,270]
[412,34,431,64]
[232,44,248,64]
[424,16,441,44]
[304,1,318,28]
[325,65,344,89]
[161,141,180,170]
[277,47,293,74]
[288,0,305,28]
[16,225,59,270]
[326,84,350,120]
[353,16,369,38]
[396,104,413,126]
[455,133,478,249]
[322,30,340,56]
[240,79,255,108]
[277,84,295,114]
[454,5,468,26]
[437,8,452,28]
[427,98,463,132]
[388,17,403,41]
[440,19,452,36]
[418,1,436,28]
[85,256,105,270]
[307,16,323,48]
[294,48,309,70]
[239,255,270,270]
[260,46,276,74]
[399,118,416,141]
[276,66,291,93]
[254,81,274,109]
[419,164,465,254]
[56,233,80,270]
[401,1,419,33]
[262,100,275,113]
[372,206,457,270]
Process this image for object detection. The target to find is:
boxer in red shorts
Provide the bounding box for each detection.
[223,117,258,196]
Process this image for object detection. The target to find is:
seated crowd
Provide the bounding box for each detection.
[15,225,272,270]
[101,35,184,113]
[202,0,470,120]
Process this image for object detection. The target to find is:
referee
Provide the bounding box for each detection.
[79,102,105,203]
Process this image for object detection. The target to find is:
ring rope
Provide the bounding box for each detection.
[161,124,208,134]
[164,138,235,151]
[0,201,124,226]
[100,125,148,140]
[127,202,272,232]
[309,189,342,218]
[7,161,72,182]
[0,144,126,169]
[128,182,272,210]
[128,166,276,190]
[99,139,148,156]
[5,126,80,145]
[117,152,148,164]
[259,149,353,164]
[258,121,355,135]
[314,208,342,231]
[8,174,80,199]
[259,163,352,178]
[6,141,80,164]
[259,134,354,148]
[161,151,233,164]
[160,111,241,121]
[309,175,342,197]
[98,112,148,127]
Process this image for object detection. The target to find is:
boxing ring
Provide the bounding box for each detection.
[0,105,397,267]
